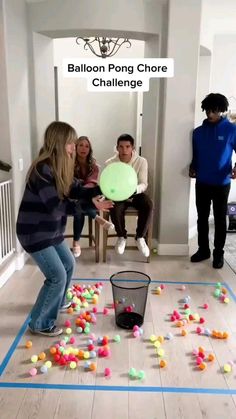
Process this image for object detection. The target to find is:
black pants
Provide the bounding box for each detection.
[195,182,230,255]
[109,193,153,239]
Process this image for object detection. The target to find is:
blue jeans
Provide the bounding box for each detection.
[29,241,75,331]
[73,204,97,241]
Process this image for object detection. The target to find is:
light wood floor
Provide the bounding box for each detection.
[1,235,236,419]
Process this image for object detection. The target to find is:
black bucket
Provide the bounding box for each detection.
[110,270,151,329]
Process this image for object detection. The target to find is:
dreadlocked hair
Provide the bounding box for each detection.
[201,93,229,113]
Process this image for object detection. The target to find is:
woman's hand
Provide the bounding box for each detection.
[92,195,114,211]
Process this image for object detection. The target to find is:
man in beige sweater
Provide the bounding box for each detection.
[105,134,153,257]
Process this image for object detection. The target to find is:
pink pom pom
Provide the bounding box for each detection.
[203,303,209,309]
[92,307,98,313]
[196,327,202,334]
[89,333,96,341]
[103,308,109,315]
[192,348,198,356]
[170,315,176,321]
[88,344,95,351]
[175,313,181,320]
[181,285,186,291]
[198,351,205,359]
[64,320,71,327]
[98,348,104,357]
[103,347,111,357]
[29,367,37,377]
[196,357,202,365]
[160,284,165,290]
[69,336,76,344]
[104,367,112,377]
[133,325,140,332]
[199,317,205,324]
[173,310,179,316]
[133,331,140,338]
[125,306,133,313]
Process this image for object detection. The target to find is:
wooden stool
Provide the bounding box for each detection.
[64,215,100,263]
[102,207,152,263]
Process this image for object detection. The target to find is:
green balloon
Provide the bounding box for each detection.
[100,162,138,201]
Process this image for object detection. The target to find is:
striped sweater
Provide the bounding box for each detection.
[16,163,100,253]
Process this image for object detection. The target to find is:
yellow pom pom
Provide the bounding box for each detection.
[157,348,165,357]
[45,361,52,368]
[31,355,38,363]
[223,363,231,373]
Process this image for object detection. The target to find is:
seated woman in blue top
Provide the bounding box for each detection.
[72,136,114,257]
[16,121,113,337]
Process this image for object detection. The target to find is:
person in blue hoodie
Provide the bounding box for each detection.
[189,93,236,269]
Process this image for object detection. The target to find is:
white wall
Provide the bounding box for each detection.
[53,38,144,165]
[31,32,55,156]
[211,33,236,202]
[158,0,202,255]
[189,53,212,235]
[28,0,162,39]
[3,0,32,252]
[0,0,11,183]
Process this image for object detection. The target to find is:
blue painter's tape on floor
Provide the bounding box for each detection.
[0,314,31,376]
[222,282,236,303]
[0,382,236,395]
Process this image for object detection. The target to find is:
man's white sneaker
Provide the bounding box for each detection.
[115,237,126,255]
[136,238,150,258]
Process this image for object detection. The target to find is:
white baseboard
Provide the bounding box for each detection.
[15,251,28,270]
[0,259,16,289]
[157,243,189,256]
[0,251,28,289]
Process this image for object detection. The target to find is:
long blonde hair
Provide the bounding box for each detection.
[74,136,96,180]
[27,121,77,199]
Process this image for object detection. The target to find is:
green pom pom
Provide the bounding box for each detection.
[214,289,221,298]
[114,335,121,343]
[129,367,137,378]
[137,370,145,380]
[66,291,73,300]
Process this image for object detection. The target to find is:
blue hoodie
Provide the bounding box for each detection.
[191,117,236,185]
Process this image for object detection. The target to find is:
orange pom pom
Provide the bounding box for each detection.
[90,362,97,371]
[160,359,167,368]
[25,340,33,349]
[78,350,84,359]
[199,362,207,370]
[208,353,215,362]
[67,307,73,314]
[181,329,187,336]
[38,352,46,360]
